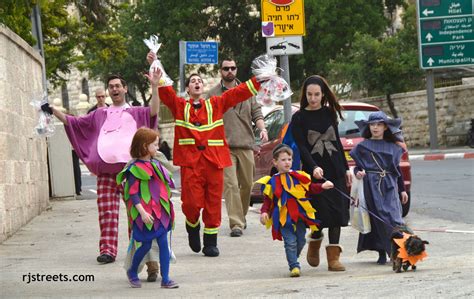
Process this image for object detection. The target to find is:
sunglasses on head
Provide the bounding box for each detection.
[222,66,237,71]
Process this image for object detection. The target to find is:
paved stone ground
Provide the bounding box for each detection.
[1,195,473,298]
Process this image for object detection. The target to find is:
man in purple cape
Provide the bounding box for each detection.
[43,74,160,265]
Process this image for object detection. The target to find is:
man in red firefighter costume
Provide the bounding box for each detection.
[149,54,260,257]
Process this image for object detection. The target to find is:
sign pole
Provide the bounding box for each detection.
[279,55,292,123]
[179,41,186,94]
[426,69,438,150]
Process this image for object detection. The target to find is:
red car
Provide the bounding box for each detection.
[252,102,412,217]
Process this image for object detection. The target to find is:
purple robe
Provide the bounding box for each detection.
[64,107,157,175]
[350,139,405,254]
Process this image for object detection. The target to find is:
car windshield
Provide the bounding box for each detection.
[338,109,374,137]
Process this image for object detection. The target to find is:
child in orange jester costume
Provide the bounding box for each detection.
[148,52,261,256]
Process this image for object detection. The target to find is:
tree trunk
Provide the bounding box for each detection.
[386,93,398,118]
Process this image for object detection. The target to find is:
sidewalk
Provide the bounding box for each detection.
[1,193,473,297]
[408,145,474,160]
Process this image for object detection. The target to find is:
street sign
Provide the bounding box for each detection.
[261,0,305,36]
[266,35,303,55]
[185,41,218,64]
[417,0,474,69]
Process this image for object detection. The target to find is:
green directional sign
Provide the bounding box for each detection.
[417,0,474,69]
[418,0,473,18]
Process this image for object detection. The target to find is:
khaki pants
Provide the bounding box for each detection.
[223,148,255,230]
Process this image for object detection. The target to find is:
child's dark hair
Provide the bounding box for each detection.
[362,123,398,143]
[130,127,159,158]
[272,144,293,159]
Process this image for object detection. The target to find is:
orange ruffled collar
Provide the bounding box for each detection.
[394,232,428,265]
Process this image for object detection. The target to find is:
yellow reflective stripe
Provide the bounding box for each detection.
[246,79,258,95]
[184,102,191,123]
[208,139,224,146]
[186,219,200,228]
[203,227,219,235]
[175,119,224,132]
[178,138,195,145]
[205,100,213,125]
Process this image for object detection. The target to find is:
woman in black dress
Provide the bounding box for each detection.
[291,75,351,271]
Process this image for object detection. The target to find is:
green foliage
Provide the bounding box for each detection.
[289,0,388,89]
[41,0,81,87]
[329,3,423,99]
[206,0,265,79]
[0,0,35,45]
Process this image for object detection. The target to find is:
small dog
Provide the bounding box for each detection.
[391,226,429,273]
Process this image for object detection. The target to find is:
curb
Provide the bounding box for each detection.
[410,152,474,161]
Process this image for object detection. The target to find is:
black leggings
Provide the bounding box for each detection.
[311,227,341,244]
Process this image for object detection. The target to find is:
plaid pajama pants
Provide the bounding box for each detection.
[97,174,122,258]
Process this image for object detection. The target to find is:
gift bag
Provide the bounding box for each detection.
[350,171,371,234]
[143,34,173,86]
[251,54,292,105]
[30,92,55,137]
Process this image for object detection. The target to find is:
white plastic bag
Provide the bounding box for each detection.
[350,170,371,234]
[30,92,55,137]
[251,54,292,104]
[143,34,173,86]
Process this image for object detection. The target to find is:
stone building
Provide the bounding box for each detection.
[0,25,50,242]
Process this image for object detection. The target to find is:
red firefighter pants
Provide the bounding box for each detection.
[180,158,223,230]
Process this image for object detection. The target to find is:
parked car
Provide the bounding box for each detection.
[251,102,412,217]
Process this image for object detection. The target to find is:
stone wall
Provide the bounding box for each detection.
[0,25,50,243]
[351,83,474,148]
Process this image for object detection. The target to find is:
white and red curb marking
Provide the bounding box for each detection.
[414,228,474,234]
[410,152,474,161]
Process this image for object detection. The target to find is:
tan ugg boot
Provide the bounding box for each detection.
[326,245,346,271]
[146,261,159,282]
[306,234,324,267]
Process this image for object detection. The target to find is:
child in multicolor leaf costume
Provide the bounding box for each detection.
[116,127,178,289]
[257,144,334,277]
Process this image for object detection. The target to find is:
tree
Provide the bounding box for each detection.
[289,0,388,89]
[205,1,265,79]
[0,0,127,89]
[329,4,424,117]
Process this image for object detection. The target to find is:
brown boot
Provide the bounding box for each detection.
[306,234,324,267]
[146,261,159,282]
[326,245,346,271]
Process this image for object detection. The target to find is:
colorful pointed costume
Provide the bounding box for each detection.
[257,170,323,271]
[116,159,175,284]
[257,170,321,240]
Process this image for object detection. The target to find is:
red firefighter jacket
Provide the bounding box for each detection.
[159,77,260,168]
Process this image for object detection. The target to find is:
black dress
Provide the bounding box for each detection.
[291,107,350,228]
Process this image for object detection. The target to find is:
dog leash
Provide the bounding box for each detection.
[321,176,396,230]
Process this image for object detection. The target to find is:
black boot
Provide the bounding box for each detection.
[186,222,201,253]
[377,250,387,265]
[202,233,219,257]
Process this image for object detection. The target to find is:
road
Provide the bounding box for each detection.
[411,159,474,224]
[1,159,473,297]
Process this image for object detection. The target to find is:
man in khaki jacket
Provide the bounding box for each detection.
[206,58,268,237]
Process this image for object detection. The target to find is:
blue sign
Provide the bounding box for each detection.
[185,41,219,64]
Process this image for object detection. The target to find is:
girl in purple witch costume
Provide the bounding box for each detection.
[349,111,408,265]
[117,127,178,289]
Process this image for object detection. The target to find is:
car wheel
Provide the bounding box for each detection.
[401,191,410,217]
